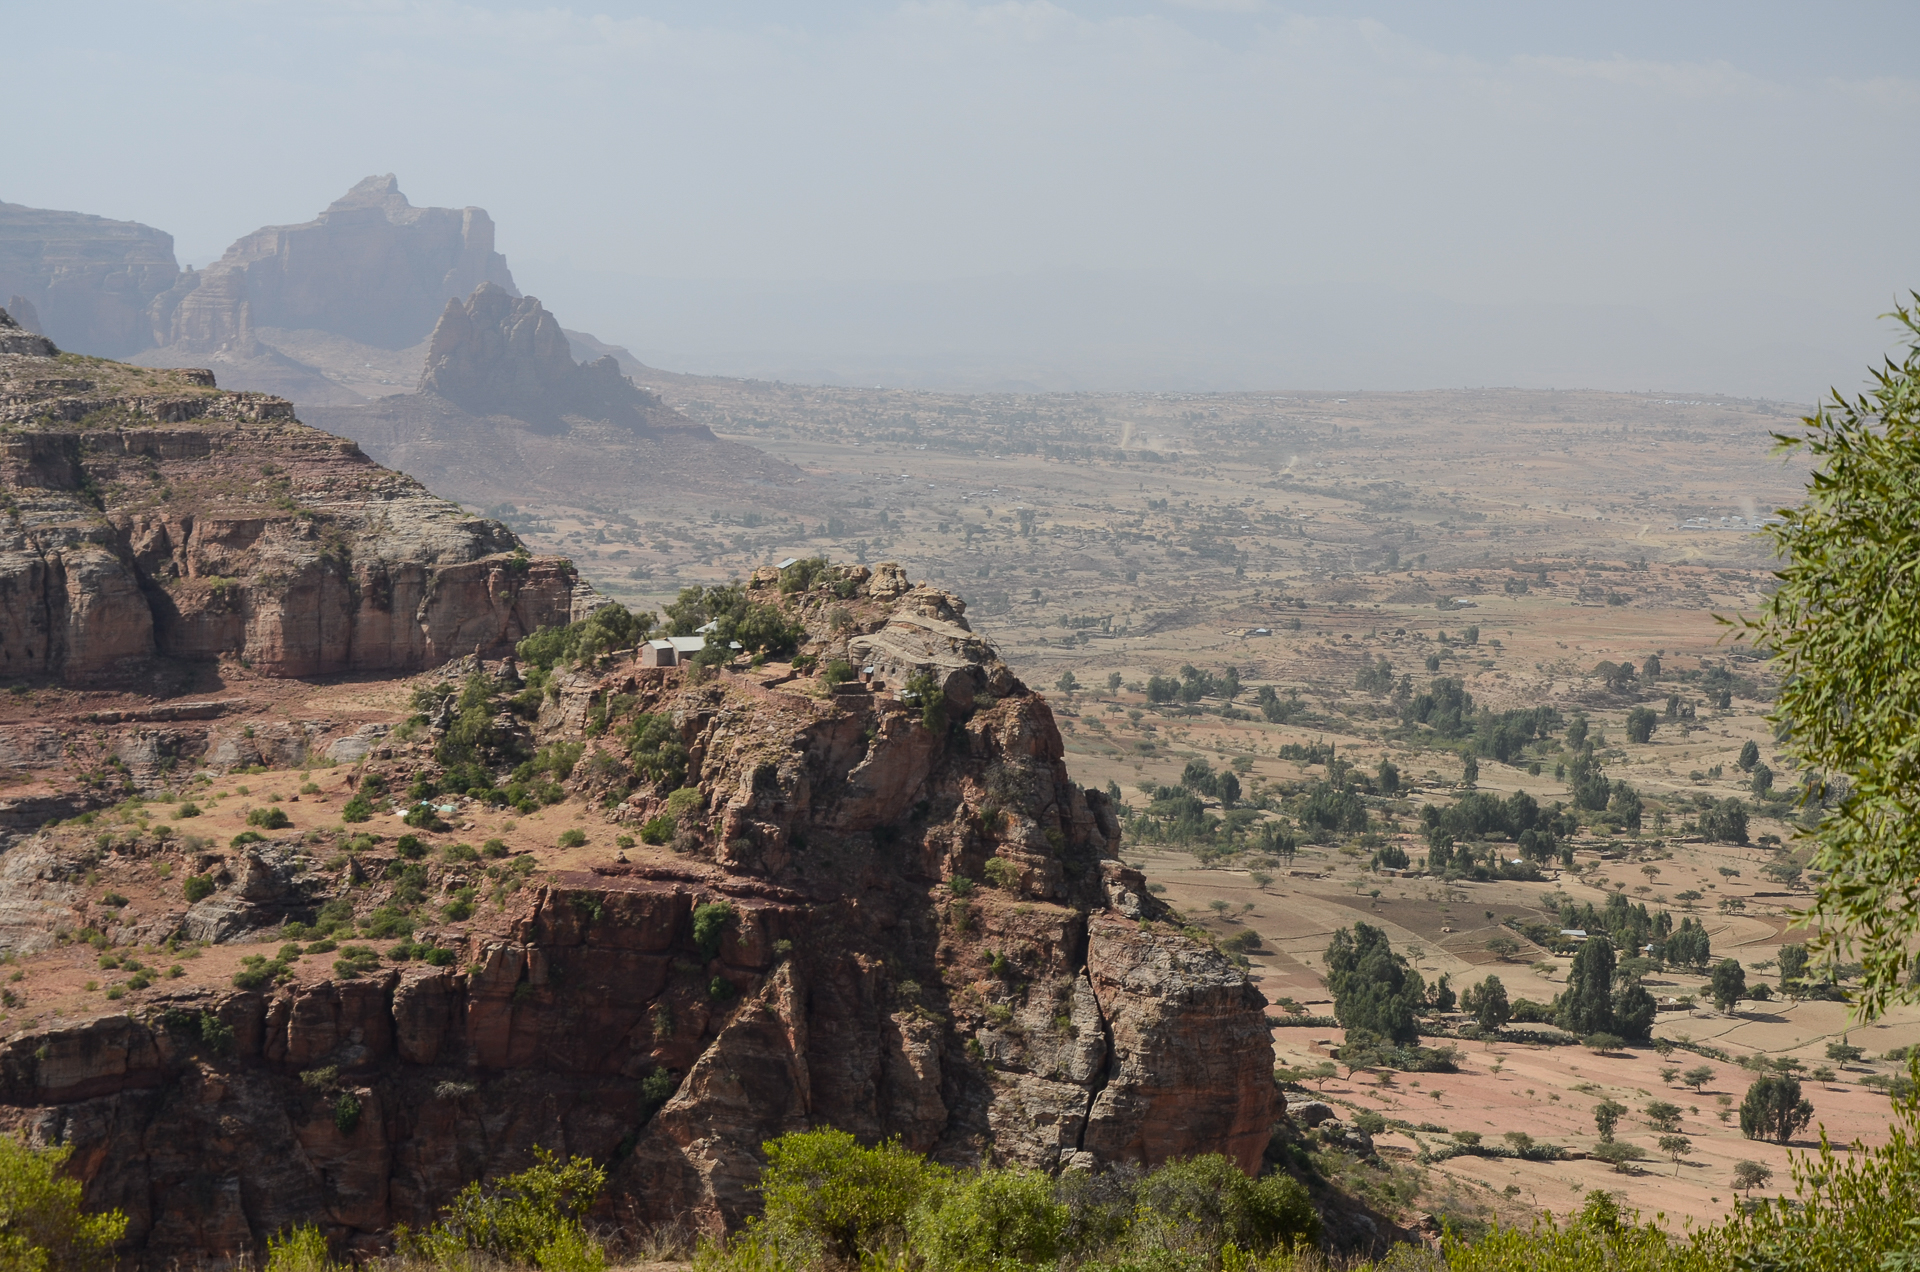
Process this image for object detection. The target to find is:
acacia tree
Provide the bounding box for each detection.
[1742,299,1920,1017]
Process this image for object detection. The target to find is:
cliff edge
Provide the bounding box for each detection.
[0,305,578,685]
[0,559,1277,1264]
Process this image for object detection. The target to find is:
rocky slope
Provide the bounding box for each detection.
[0,201,181,359]
[303,284,811,510]
[0,305,579,686]
[0,560,1278,1265]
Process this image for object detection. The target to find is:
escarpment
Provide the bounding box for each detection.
[0,559,1278,1266]
[0,306,579,685]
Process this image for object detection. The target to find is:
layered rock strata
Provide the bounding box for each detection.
[154,175,518,355]
[0,562,1278,1265]
[0,201,180,358]
[0,306,577,684]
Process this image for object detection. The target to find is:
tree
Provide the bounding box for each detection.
[1323,923,1425,1045]
[1556,938,1616,1037]
[0,1136,128,1272]
[1825,1040,1866,1065]
[1742,300,1920,1018]
[1376,758,1400,795]
[1778,942,1810,993]
[1106,672,1123,694]
[1626,707,1658,744]
[1612,981,1657,1042]
[1740,1075,1814,1144]
[1460,975,1511,1031]
[1643,1100,1683,1133]
[1485,935,1521,961]
[1682,1064,1716,1094]
[1751,762,1774,797]
[1666,918,1711,971]
[1738,740,1760,771]
[1731,1159,1773,1195]
[1055,670,1079,695]
[1710,959,1748,1013]
[1658,1134,1692,1175]
[1460,754,1479,785]
[1699,798,1750,845]
[1593,1098,1627,1142]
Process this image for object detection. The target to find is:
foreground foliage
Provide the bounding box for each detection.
[697,1129,1318,1272]
[0,1137,127,1272]
[395,1147,607,1272]
[1745,297,1920,1017]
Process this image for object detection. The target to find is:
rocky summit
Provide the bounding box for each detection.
[155,174,518,356]
[0,305,579,686]
[0,553,1278,1265]
[303,284,810,510]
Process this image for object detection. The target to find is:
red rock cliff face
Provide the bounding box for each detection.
[0,311,578,684]
[0,562,1276,1266]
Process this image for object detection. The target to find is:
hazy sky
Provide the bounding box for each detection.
[10,2,1920,396]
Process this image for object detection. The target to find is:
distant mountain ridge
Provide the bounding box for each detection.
[0,200,180,357]
[158,174,518,354]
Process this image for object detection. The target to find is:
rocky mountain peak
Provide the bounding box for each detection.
[417,282,659,427]
[154,176,519,353]
[326,172,414,218]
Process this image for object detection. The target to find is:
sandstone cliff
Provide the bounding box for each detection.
[0,561,1278,1265]
[304,285,810,510]
[154,175,517,355]
[0,305,578,685]
[0,201,180,358]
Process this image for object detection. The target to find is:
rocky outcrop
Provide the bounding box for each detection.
[303,286,809,510]
[0,309,577,684]
[0,563,1278,1265]
[417,283,663,429]
[154,176,517,355]
[0,202,181,358]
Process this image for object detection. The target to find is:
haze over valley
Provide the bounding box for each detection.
[5,3,1920,1265]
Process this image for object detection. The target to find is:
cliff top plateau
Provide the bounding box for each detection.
[0,304,580,689]
[0,201,179,359]
[0,549,1293,1266]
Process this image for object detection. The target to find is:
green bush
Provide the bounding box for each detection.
[0,1136,129,1272]
[248,806,292,830]
[333,1093,362,1135]
[639,815,675,845]
[341,793,374,823]
[557,828,587,848]
[757,1129,949,1261]
[693,901,735,959]
[910,1168,1066,1272]
[699,1132,1319,1272]
[667,786,706,822]
[1132,1155,1317,1255]
[183,874,215,903]
[396,1146,607,1272]
[265,1223,342,1272]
